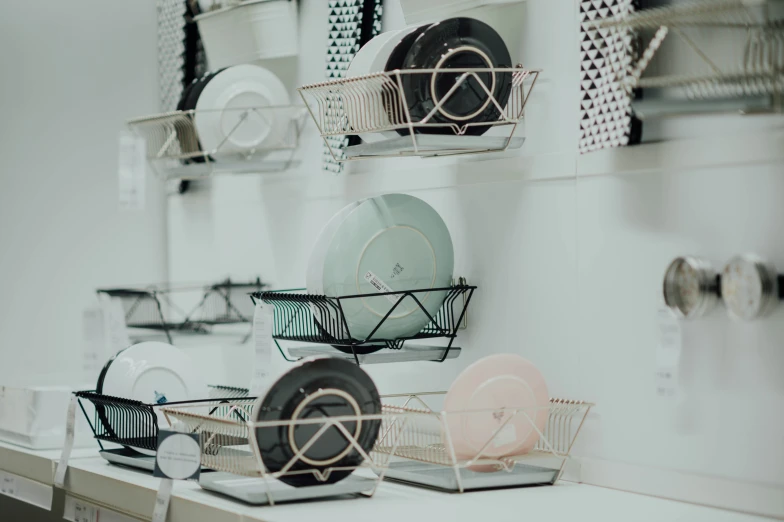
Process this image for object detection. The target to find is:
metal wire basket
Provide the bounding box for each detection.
[128,105,307,180]
[251,281,475,363]
[298,67,540,160]
[98,278,266,343]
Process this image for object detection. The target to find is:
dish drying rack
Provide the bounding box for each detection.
[298,67,539,160]
[98,278,266,343]
[127,105,307,182]
[251,280,475,365]
[74,386,249,471]
[160,392,592,505]
[375,393,592,492]
[590,0,784,118]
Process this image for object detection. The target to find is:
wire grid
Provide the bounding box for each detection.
[374,397,592,473]
[157,0,187,112]
[301,68,538,159]
[162,400,400,481]
[127,106,306,179]
[253,284,474,348]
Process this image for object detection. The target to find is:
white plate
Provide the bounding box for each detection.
[101,342,208,455]
[443,354,550,465]
[320,194,454,340]
[194,64,290,160]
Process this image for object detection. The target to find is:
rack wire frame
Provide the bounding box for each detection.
[161,392,592,501]
[127,105,308,180]
[251,281,475,364]
[98,278,267,344]
[588,0,784,115]
[298,67,540,160]
[74,386,250,453]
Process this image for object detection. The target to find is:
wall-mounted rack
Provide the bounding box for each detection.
[298,67,539,161]
[127,106,307,182]
[590,0,784,119]
[74,386,249,471]
[98,278,266,344]
[251,281,475,365]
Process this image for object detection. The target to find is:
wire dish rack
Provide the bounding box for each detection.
[98,278,266,343]
[375,393,592,492]
[74,386,249,471]
[160,392,592,505]
[127,106,307,180]
[251,281,475,364]
[590,0,784,118]
[298,67,540,160]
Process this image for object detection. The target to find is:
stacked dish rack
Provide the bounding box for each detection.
[252,280,475,364]
[98,278,266,343]
[74,385,250,471]
[159,393,592,505]
[127,105,307,181]
[298,67,540,160]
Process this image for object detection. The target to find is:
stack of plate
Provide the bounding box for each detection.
[306,194,454,346]
[178,65,290,163]
[345,17,512,138]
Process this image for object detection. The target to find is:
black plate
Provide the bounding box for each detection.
[400,18,512,136]
[255,357,381,488]
[180,68,226,164]
[383,24,433,137]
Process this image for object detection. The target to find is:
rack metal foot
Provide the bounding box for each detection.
[286,345,462,364]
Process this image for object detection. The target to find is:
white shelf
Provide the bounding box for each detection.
[0,441,779,522]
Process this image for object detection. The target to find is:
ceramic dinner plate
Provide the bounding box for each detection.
[194,65,290,159]
[319,193,454,340]
[400,17,512,136]
[254,357,381,488]
[443,354,549,463]
[98,342,208,456]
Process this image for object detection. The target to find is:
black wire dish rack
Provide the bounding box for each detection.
[74,385,251,471]
[251,280,476,365]
[98,277,267,344]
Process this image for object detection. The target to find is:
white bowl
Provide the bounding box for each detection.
[319,194,454,340]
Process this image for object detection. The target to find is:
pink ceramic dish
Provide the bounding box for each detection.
[443,354,549,461]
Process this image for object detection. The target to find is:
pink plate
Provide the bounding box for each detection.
[443,354,549,461]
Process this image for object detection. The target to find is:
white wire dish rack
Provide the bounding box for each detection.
[161,392,591,505]
[298,67,540,160]
[127,105,307,181]
[590,0,784,118]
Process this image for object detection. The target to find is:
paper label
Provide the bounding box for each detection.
[154,431,201,480]
[0,474,17,497]
[118,131,146,211]
[151,478,173,522]
[54,395,78,488]
[364,271,402,304]
[99,294,131,354]
[656,308,682,398]
[249,302,274,395]
[72,500,97,522]
[82,307,106,379]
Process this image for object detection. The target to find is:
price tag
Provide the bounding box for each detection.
[54,395,78,488]
[82,307,106,378]
[249,301,274,395]
[72,500,97,522]
[98,294,131,354]
[151,478,174,522]
[153,431,201,481]
[0,474,17,497]
[118,130,146,211]
[656,308,682,398]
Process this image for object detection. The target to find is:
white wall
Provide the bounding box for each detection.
[166,0,784,517]
[0,1,167,384]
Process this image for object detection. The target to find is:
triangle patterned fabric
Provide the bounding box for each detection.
[323,0,383,173]
[578,0,641,153]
